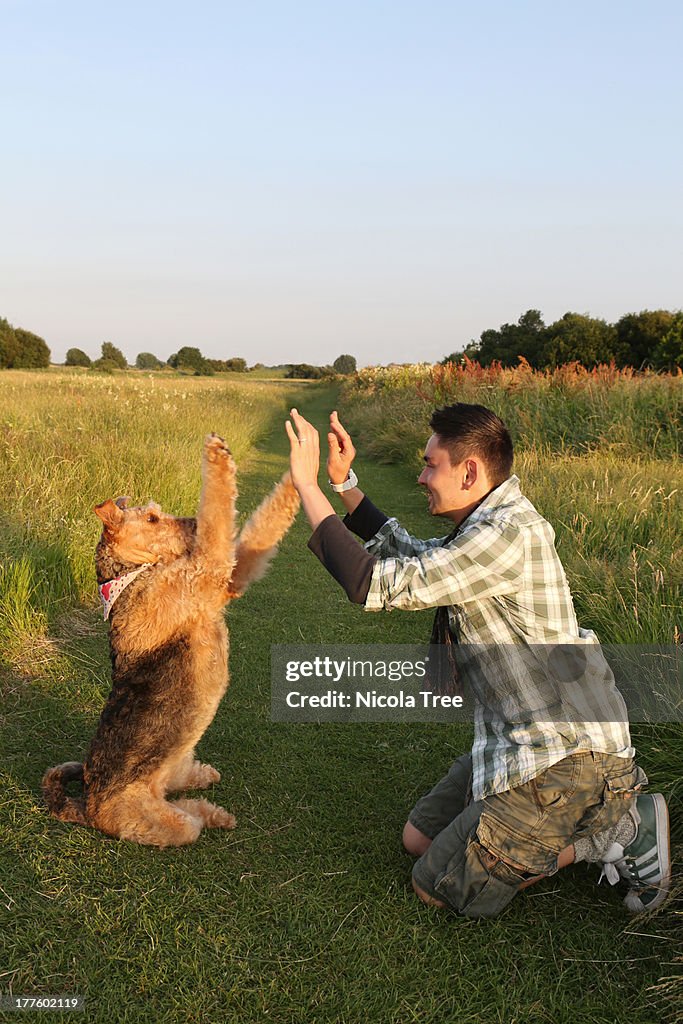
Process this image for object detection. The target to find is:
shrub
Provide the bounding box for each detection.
[0,317,20,368]
[206,357,248,373]
[65,348,92,367]
[100,342,127,369]
[13,329,51,368]
[168,346,213,374]
[91,358,120,374]
[333,354,357,375]
[1,319,51,368]
[285,363,335,379]
[136,352,164,370]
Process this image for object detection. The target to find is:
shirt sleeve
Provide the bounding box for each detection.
[363,517,454,559]
[307,514,376,603]
[364,519,526,612]
[342,495,390,541]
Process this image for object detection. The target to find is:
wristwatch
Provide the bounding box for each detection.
[329,468,359,493]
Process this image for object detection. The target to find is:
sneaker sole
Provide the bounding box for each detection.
[625,793,671,914]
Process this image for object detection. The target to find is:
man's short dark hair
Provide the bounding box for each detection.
[429,403,513,486]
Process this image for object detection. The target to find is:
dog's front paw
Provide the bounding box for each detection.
[204,433,234,468]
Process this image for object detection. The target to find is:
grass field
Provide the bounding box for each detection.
[0,369,681,1023]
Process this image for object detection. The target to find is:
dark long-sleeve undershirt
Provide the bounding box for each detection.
[306,495,389,603]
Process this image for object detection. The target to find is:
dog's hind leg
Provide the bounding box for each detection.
[94,790,206,847]
[165,752,221,793]
[172,797,237,831]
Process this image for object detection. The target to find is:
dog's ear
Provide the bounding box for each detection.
[95,499,125,528]
[115,496,131,510]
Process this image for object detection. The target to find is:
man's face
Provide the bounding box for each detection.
[418,433,492,521]
[417,434,465,517]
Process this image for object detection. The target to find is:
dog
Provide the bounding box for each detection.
[43,433,299,846]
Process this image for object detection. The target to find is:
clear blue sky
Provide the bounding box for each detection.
[2,0,681,366]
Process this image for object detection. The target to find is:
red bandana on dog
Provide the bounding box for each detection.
[99,565,152,620]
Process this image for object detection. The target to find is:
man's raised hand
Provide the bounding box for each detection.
[328,410,356,486]
[285,408,321,493]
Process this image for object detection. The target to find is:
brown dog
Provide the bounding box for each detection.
[43,433,299,846]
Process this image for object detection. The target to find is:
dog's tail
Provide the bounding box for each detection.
[229,472,300,597]
[42,762,88,826]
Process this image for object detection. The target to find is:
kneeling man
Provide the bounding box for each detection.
[285,403,670,918]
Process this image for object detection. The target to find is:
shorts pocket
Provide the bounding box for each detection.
[604,763,648,795]
[476,812,558,876]
[530,756,583,811]
[434,837,524,919]
[573,763,647,839]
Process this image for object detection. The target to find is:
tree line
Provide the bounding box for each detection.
[0,326,360,378]
[4,307,682,374]
[65,343,251,374]
[444,309,682,370]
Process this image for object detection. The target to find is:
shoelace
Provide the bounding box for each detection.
[598,862,621,886]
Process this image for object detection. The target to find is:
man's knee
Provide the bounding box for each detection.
[411,875,446,908]
[411,835,529,920]
[402,820,432,857]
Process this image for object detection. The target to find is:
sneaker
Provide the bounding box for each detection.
[599,793,671,913]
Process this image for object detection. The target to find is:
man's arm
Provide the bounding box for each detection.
[285,408,379,602]
[327,410,451,556]
[287,408,479,606]
[364,519,525,611]
[306,515,525,610]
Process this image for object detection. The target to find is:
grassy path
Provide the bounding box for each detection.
[1,383,680,1023]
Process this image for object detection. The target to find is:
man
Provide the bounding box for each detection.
[285,403,671,918]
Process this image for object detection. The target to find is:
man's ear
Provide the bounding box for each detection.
[94,499,125,528]
[462,459,478,488]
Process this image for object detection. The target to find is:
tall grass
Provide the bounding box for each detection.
[345,359,682,461]
[0,370,291,667]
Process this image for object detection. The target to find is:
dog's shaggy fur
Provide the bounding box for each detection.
[43,433,299,846]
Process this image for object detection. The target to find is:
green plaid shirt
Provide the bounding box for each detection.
[363,475,634,800]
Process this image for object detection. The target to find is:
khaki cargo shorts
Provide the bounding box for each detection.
[410,751,647,919]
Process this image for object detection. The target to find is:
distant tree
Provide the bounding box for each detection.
[541,313,617,368]
[652,313,683,371]
[13,328,51,368]
[136,352,164,370]
[91,358,119,374]
[99,341,127,369]
[226,357,247,372]
[65,347,92,367]
[333,354,357,375]
[0,317,20,368]
[206,357,248,373]
[474,310,547,367]
[615,310,676,368]
[167,346,213,374]
[285,363,335,379]
[441,341,482,365]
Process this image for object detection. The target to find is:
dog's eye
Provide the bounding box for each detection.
[146,513,159,524]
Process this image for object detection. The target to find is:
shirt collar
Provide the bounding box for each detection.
[459,474,522,529]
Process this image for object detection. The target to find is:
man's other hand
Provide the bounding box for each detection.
[328,410,356,485]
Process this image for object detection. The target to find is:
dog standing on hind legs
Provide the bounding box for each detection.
[43,433,299,846]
